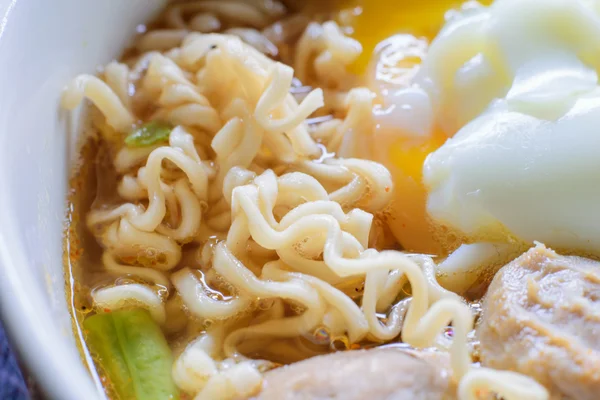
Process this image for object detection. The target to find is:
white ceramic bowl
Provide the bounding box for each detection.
[0,1,166,399]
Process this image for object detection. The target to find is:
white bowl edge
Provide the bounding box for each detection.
[0,1,166,399]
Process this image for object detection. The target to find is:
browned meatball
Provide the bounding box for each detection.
[477,244,600,400]
[253,347,456,400]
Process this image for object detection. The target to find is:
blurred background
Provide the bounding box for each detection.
[1,321,37,400]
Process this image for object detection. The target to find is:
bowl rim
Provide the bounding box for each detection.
[0,0,101,398]
[0,197,101,400]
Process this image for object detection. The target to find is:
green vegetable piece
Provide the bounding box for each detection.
[84,309,180,400]
[84,310,135,398]
[125,122,172,147]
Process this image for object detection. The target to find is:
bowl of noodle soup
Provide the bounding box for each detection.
[6,0,600,399]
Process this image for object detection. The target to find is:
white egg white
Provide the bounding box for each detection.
[418,0,600,255]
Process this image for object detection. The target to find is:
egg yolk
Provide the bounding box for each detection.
[384,130,449,254]
[344,0,491,253]
[368,34,447,254]
[345,0,491,72]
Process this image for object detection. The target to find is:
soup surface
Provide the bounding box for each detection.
[62,0,600,399]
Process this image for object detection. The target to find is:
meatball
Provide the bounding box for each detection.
[477,244,600,400]
[254,346,455,400]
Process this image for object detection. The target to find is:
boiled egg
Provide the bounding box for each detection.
[422,0,600,256]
